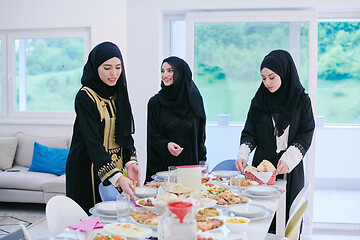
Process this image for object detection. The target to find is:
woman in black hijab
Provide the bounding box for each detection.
[66,42,140,213]
[146,56,206,182]
[235,50,315,226]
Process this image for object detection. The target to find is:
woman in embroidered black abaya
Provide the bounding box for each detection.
[66,42,141,213]
[235,50,315,229]
[146,56,207,182]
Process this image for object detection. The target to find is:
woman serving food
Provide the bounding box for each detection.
[235,50,315,229]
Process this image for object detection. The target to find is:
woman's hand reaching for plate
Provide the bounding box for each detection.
[235,158,247,173]
[127,163,141,186]
[117,175,139,201]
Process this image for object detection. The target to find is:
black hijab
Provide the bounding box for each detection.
[249,49,305,136]
[81,41,135,151]
[157,56,206,120]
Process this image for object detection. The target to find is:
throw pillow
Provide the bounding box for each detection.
[15,133,70,168]
[28,142,69,176]
[0,137,18,170]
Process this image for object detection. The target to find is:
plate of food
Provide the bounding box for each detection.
[144,181,165,188]
[87,231,127,240]
[211,170,238,179]
[134,187,157,198]
[211,192,250,206]
[196,206,221,218]
[200,198,217,208]
[195,215,224,232]
[136,198,155,210]
[104,222,153,239]
[130,210,160,230]
[201,183,230,196]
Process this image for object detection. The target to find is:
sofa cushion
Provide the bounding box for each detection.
[14,133,69,167]
[0,166,59,191]
[29,142,69,176]
[0,137,18,170]
[42,174,66,193]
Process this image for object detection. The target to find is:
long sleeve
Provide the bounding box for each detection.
[147,97,171,157]
[237,114,257,160]
[197,118,207,161]
[280,95,315,172]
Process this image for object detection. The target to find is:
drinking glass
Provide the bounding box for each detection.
[230,173,241,193]
[199,161,208,177]
[167,166,177,184]
[116,193,130,222]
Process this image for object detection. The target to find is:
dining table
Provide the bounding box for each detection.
[55,177,286,240]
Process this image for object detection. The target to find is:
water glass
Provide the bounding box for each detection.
[199,161,208,177]
[116,193,130,222]
[230,173,241,192]
[167,166,177,183]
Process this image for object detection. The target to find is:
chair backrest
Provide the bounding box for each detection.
[99,182,120,201]
[285,201,309,240]
[289,183,310,220]
[210,159,237,172]
[46,195,88,237]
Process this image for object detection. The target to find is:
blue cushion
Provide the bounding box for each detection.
[29,142,69,176]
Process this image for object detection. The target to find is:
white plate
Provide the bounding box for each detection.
[134,187,157,198]
[215,198,252,208]
[242,188,281,199]
[130,216,158,230]
[226,206,273,221]
[89,206,117,218]
[135,198,156,210]
[95,201,117,215]
[246,186,279,196]
[104,222,153,239]
[227,204,265,218]
[212,171,238,179]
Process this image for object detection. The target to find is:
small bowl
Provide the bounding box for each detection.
[134,187,158,198]
[95,201,117,215]
[225,217,251,233]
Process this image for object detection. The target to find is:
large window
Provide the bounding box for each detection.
[1,28,90,120]
[193,22,309,123]
[317,21,360,125]
[14,38,84,112]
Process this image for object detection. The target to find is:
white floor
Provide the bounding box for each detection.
[1,189,360,240]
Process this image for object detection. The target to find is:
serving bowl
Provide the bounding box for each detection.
[224,217,250,233]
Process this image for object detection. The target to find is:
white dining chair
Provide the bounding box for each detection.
[46,195,88,237]
[266,183,310,240]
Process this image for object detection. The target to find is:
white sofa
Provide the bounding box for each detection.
[0,133,70,204]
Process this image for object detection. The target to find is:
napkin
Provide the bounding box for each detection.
[244,171,277,185]
[68,216,106,233]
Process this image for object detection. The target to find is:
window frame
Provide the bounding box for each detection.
[1,27,90,124]
[0,32,6,117]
